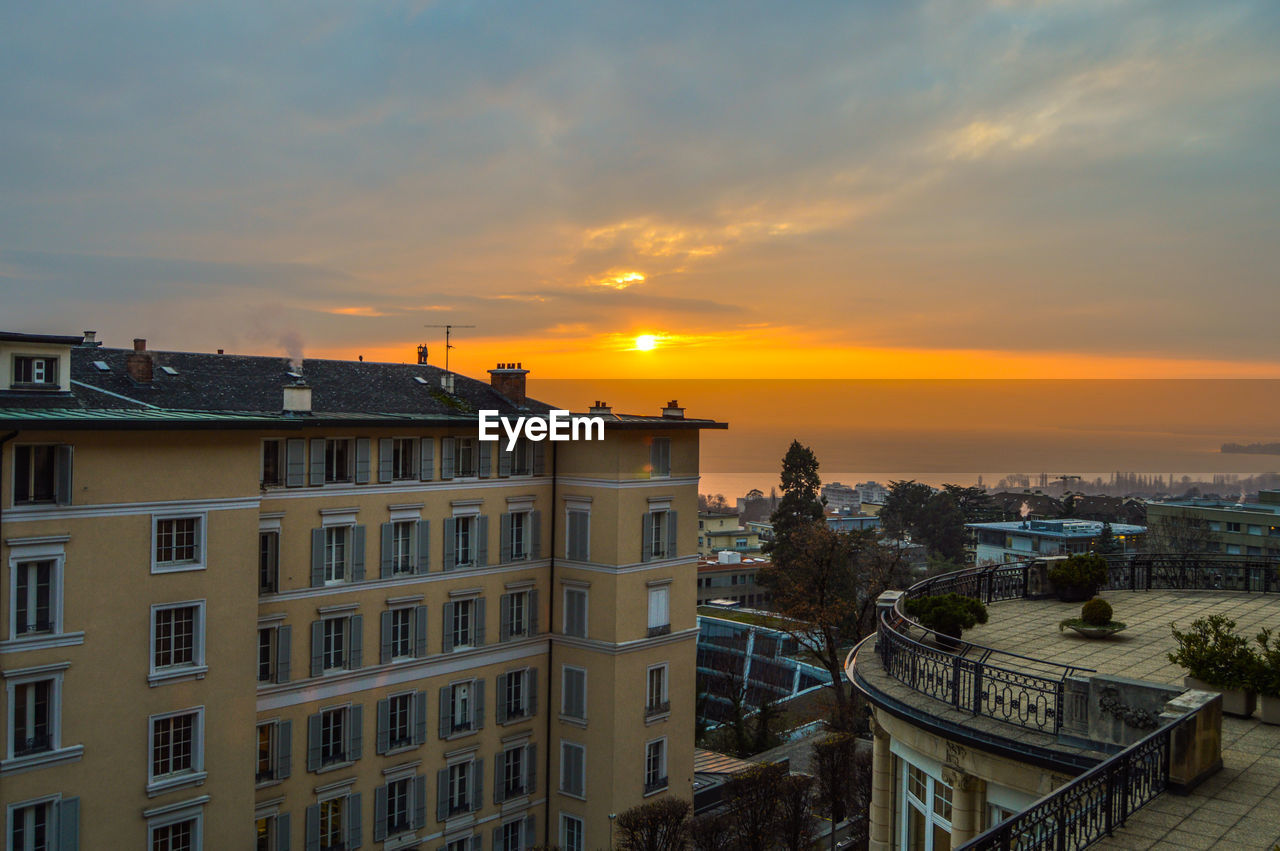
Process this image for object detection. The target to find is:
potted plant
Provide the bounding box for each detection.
[1168,614,1258,717]
[1046,553,1109,602]
[1059,597,1127,639]
[903,593,988,650]
[1253,628,1280,725]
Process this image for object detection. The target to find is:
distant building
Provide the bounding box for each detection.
[698,511,761,555]
[967,519,1146,563]
[821,481,860,512]
[1147,493,1280,556]
[696,553,771,608]
[855,481,889,504]
[825,511,881,533]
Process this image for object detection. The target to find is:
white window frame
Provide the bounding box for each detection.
[261,438,285,488]
[391,519,416,575]
[449,680,474,734]
[504,667,530,721]
[643,737,668,795]
[316,787,351,848]
[3,537,82,651]
[898,757,954,851]
[6,792,66,851]
[446,755,475,815]
[507,589,530,640]
[147,706,207,797]
[391,437,417,481]
[145,801,205,851]
[646,663,669,719]
[255,719,281,786]
[320,614,352,673]
[3,664,77,772]
[149,600,208,686]
[559,740,586,800]
[324,437,355,484]
[151,512,208,574]
[560,665,587,723]
[559,813,585,851]
[451,597,476,650]
[454,437,478,478]
[386,689,415,751]
[647,583,671,635]
[323,524,351,585]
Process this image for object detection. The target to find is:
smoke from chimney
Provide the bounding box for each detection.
[279,331,305,373]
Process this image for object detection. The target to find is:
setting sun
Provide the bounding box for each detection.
[634,334,657,351]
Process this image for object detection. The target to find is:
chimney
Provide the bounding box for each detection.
[283,380,312,414]
[81,330,100,347]
[662,399,684,418]
[440,374,456,394]
[589,400,612,415]
[417,344,429,365]
[126,338,153,383]
[488,362,529,404]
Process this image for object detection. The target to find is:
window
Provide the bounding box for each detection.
[649,437,671,478]
[153,515,205,572]
[310,612,364,676]
[560,741,585,797]
[561,666,586,721]
[257,628,275,684]
[9,797,79,851]
[255,812,287,851]
[647,585,670,637]
[444,597,485,652]
[447,760,474,816]
[261,440,284,487]
[445,514,488,570]
[497,667,537,724]
[318,795,347,849]
[324,438,353,483]
[560,814,584,851]
[1227,522,1241,532]
[566,509,590,561]
[258,531,279,594]
[12,356,59,388]
[501,744,526,799]
[563,587,587,638]
[391,521,415,574]
[392,438,417,480]
[644,739,667,793]
[453,599,472,649]
[508,511,528,560]
[902,763,953,851]
[12,559,55,637]
[383,692,415,751]
[644,510,672,561]
[511,438,533,476]
[10,680,52,758]
[256,719,291,784]
[440,679,483,737]
[150,816,199,851]
[324,527,348,583]
[320,708,347,767]
[501,589,536,641]
[455,437,477,477]
[149,708,205,794]
[385,777,413,836]
[497,818,527,851]
[12,445,71,505]
[306,704,362,772]
[646,664,669,717]
[322,617,348,672]
[391,608,412,659]
[150,602,206,684]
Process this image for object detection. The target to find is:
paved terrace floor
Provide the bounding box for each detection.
[965,590,1280,850]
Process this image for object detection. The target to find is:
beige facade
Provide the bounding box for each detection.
[0,333,722,851]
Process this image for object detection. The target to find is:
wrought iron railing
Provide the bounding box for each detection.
[960,710,1186,850]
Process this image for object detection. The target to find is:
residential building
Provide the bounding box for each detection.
[820,482,859,513]
[0,331,723,850]
[695,554,770,609]
[1146,493,1280,556]
[966,519,1146,564]
[696,512,760,556]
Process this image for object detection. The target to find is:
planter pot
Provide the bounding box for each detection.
[1183,676,1257,717]
[1260,695,1280,725]
[1064,623,1127,639]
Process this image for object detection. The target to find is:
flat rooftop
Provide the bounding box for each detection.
[1155,498,1280,516]
[966,519,1147,538]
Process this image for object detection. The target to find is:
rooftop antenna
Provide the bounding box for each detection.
[423,324,475,373]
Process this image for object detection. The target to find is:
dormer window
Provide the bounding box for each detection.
[11,356,59,389]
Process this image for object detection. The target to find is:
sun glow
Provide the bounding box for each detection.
[634,334,657,351]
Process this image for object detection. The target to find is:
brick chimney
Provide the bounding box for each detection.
[589,400,612,415]
[662,399,685,418]
[126,338,153,383]
[488,362,528,404]
[283,380,312,415]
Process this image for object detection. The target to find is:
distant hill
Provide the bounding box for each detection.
[1221,442,1280,455]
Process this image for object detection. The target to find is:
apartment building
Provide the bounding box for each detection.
[1147,493,1280,556]
[0,331,724,851]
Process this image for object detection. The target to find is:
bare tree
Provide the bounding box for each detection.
[1148,509,1214,553]
[775,773,818,851]
[616,798,692,851]
[689,812,735,851]
[812,733,872,849]
[723,763,788,851]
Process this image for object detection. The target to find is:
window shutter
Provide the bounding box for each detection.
[278,720,292,778]
[493,826,503,850]
[475,515,489,567]
[498,446,512,477]
[443,518,456,572]
[276,625,291,683]
[305,804,321,851]
[525,743,538,796]
[286,438,306,487]
[439,687,452,739]
[527,668,538,715]
[418,437,434,480]
[414,606,428,658]
[376,698,390,754]
[277,813,291,851]
[499,594,512,642]
[475,598,486,646]
[347,792,362,849]
[307,713,322,772]
[441,437,456,479]
[473,679,485,730]
[378,438,393,483]
[349,704,363,761]
[524,813,537,848]
[496,673,508,724]
[57,796,79,851]
[414,690,428,745]
[436,768,449,822]
[650,439,660,476]
[310,620,324,677]
[310,528,325,587]
[413,774,427,829]
[500,513,512,564]
[309,439,325,485]
[416,520,431,574]
[479,441,492,478]
[351,525,366,581]
[442,602,455,652]
[55,445,74,506]
[529,589,539,634]
[642,513,653,562]
[667,510,679,558]
[355,438,371,484]
[380,611,393,664]
[374,785,389,842]
[349,614,363,669]
[380,523,394,579]
[471,836,483,851]
[494,752,505,804]
[470,759,484,813]
[530,510,542,559]
[533,441,546,475]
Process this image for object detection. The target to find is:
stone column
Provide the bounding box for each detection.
[869,715,894,851]
[943,767,986,846]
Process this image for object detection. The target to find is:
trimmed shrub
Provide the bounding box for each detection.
[1081,597,1113,626]
[1169,614,1257,690]
[1047,553,1109,600]
[903,593,989,642]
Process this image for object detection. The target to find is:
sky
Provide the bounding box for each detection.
[3,1,1279,379]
